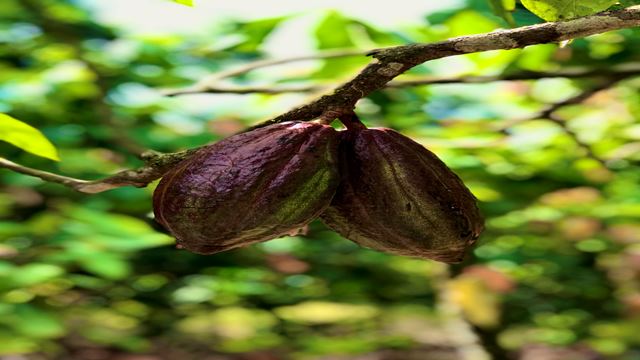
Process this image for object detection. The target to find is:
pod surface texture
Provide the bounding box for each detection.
[153,121,340,254]
[321,127,484,263]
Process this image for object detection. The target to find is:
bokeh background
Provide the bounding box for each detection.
[1,0,640,359]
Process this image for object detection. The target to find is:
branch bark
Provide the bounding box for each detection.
[3,6,640,193]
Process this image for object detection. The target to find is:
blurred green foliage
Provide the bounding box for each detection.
[1,0,640,359]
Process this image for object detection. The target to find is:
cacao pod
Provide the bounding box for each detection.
[153,121,340,254]
[320,127,484,263]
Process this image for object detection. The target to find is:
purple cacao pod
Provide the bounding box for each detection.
[320,127,484,263]
[153,121,340,254]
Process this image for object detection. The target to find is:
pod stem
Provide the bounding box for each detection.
[338,112,367,130]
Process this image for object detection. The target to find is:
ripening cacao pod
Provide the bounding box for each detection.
[153,121,340,254]
[320,126,484,263]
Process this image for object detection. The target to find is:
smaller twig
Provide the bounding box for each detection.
[0,150,196,194]
[0,157,90,191]
[161,84,330,96]
[548,113,608,166]
[544,77,626,167]
[497,76,629,166]
[161,63,640,96]
[497,76,628,131]
[540,77,625,119]
[206,49,367,81]
[163,49,366,96]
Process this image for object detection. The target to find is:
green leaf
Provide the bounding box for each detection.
[79,253,131,280]
[0,113,60,161]
[312,12,371,79]
[8,264,65,287]
[229,16,289,52]
[172,0,193,6]
[13,305,65,339]
[0,332,38,355]
[65,207,173,251]
[315,11,356,49]
[521,0,618,21]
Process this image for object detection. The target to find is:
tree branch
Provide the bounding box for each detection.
[0,157,91,191]
[163,7,640,100]
[258,6,640,128]
[3,6,640,193]
[0,150,194,194]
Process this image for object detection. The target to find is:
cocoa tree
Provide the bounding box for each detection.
[1,1,640,359]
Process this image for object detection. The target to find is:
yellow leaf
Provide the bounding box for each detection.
[173,0,193,6]
[274,301,379,324]
[447,277,500,328]
[0,113,60,161]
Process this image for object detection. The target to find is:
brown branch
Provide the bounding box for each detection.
[254,6,640,128]
[4,6,640,193]
[0,157,91,191]
[161,63,640,95]
[0,150,194,194]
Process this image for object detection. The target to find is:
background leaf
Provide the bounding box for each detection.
[172,0,193,6]
[521,0,618,21]
[0,113,60,161]
[311,11,383,79]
